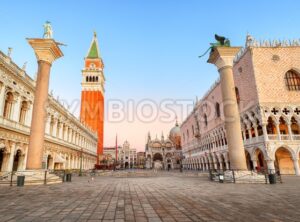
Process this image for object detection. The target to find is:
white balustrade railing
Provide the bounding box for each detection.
[280,135,290,140]
[0,115,96,156]
[268,135,278,140]
[293,135,300,140]
[0,116,30,133]
[243,135,264,145]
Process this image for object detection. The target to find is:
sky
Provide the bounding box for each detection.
[1,0,300,150]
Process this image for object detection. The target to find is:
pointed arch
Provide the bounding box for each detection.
[285,69,300,91]
[266,116,277,134]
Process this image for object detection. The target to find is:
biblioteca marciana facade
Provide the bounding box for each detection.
[181,35,300,175]
[0,40,99,172]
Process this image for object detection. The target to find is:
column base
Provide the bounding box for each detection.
[213,170,267,184]
[0,170,63,186]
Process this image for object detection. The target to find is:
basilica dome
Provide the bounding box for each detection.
[169,120,181,149]
[169,121,180,140]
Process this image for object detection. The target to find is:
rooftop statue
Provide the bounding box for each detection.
[199,34,231,58]
[43,21,53,39]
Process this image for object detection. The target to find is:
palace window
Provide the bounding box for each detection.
[235,87,240,104]
[285,70,300,91]
[19,101,28,124]
[215,102,220,117]
[267,117,276,134]
[49,116,55,136]
[291,117,300,134]
[204,114,208,126]
[3,92,14,119]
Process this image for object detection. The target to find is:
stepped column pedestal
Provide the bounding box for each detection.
[208,47,247,170]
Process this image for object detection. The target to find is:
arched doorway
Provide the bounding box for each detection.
[215,156,221,170]
[254,149,266,172]
[220,155,226,170]
[12,150,22,171]
[245,150,253,170]
[167,158,171,170]
[153,153,163,169]
[0,149,4,171]
[47,155,53,169]
[125,162,129,169]
[275,147,295,175]
[153,153,163,161]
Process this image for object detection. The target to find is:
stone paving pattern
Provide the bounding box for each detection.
[0,172,299,222]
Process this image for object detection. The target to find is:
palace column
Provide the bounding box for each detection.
[275,120,281,140]
[251,158,258,170]
[7,142,16,171]
[26,38,63,170]
[12,93,21,122]
[262,122,268,141]
[0,82,6,115]
[208,47,247,170]
[293,158,300,176]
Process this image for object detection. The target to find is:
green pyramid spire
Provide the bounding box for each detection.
[87,32,100,59]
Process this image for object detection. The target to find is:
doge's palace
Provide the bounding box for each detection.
[181,35,300,176]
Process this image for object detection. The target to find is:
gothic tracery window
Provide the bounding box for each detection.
[285,70,300,91]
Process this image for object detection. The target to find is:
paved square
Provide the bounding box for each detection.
[0,172,299,222]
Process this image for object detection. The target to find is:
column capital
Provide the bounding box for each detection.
[207,46,241,70]
[27,38,63,64]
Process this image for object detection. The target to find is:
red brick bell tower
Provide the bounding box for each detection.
[80,32,105,164]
